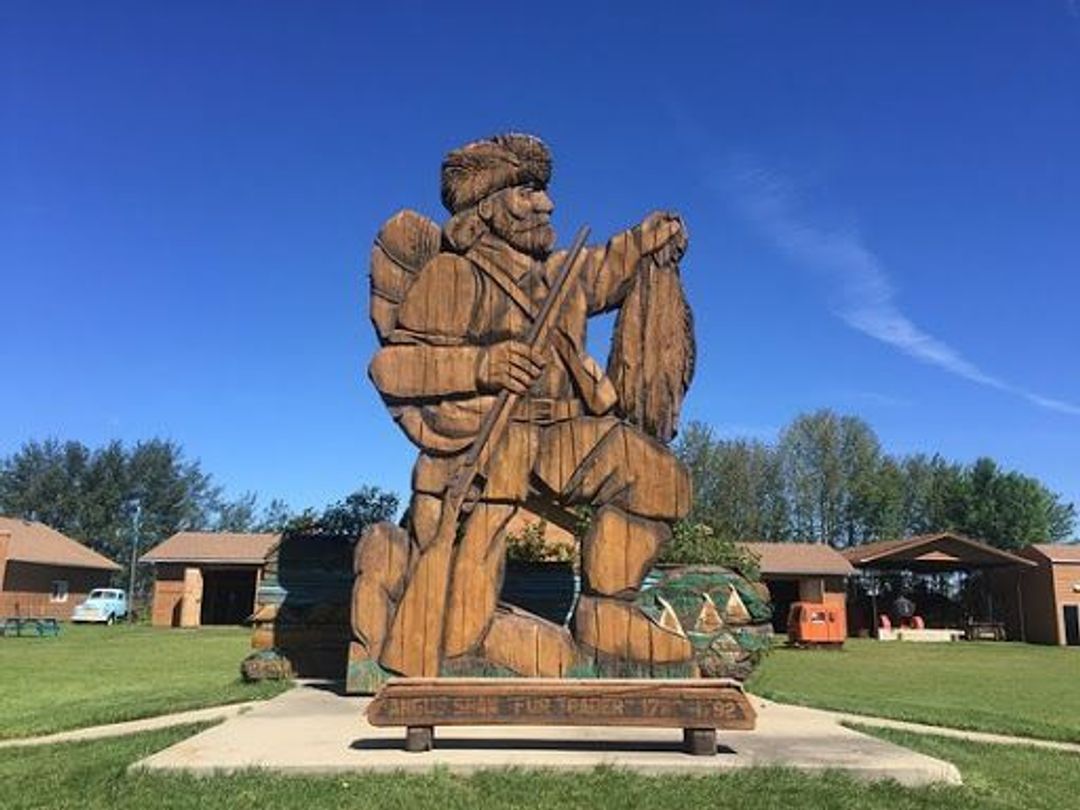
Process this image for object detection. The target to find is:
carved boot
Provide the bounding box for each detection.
[573,505,694,666]
[441,603,579,678]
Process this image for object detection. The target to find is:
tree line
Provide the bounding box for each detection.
[676,410,1075,550]
[2,410,1073,584]
[0,438,399,580]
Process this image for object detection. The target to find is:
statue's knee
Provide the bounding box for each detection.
[582,507,669,596]
[616,429,692,520]
[352,521,412,656]
[410,493,442,551]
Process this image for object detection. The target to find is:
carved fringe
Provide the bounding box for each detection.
[607,260,695,444]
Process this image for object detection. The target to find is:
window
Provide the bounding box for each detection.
[50,580,69,603]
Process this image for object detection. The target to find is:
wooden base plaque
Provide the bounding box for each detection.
[366,677,755,756]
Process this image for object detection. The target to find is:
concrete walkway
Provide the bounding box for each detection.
[5,687,1076,763]
[828,711,1080,755]
[132,685,963,786]
[0,701,262,749]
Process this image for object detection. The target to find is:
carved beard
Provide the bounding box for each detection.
[488,206,556,259]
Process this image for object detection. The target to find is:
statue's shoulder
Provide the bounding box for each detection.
[370,209,479,341]
[396,250,480,337]
[370,209,441,342]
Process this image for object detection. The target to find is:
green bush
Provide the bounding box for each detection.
[658,521,761,580]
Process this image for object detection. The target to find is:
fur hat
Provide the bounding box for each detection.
[440,133,552,213]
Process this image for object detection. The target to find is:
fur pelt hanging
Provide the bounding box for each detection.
[607,258,696,444]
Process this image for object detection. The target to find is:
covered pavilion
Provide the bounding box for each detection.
[842,532,1035,641]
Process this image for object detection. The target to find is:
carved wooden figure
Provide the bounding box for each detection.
[352,133,708,687]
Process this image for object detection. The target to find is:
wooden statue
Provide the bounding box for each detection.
[350,133,751,690]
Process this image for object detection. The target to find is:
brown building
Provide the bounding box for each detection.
[739,542,855,635]
[141,532,280,627]
[1017,544,1080,646]
[0,517,122,619]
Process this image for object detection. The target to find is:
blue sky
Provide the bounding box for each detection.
[3,2,1079,518]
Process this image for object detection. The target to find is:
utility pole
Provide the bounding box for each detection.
[127,501,141,623]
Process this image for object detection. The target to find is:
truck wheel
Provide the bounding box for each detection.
[106,614,115,626]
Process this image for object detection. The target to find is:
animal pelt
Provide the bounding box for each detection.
[607,259,695,444]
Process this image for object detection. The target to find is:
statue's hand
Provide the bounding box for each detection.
[639,210,688,265]
[476,340,546,395]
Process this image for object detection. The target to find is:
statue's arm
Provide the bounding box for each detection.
[369,344,483,400]
[575,212,687,314]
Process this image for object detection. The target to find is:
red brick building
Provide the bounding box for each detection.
[0,517,122,619]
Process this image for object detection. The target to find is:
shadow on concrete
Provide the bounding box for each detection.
[349,737,736,755]
[299,679,350,697]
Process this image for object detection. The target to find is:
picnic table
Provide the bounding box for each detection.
[0,617,61,637]
[965,620,1006,641]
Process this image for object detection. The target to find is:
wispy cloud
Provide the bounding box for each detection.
[843,390,914,409]
[722,157,1080,417]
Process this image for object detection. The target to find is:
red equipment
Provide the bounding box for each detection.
[787,602,846,648]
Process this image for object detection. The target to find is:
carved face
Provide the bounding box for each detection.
[483,185,556,258]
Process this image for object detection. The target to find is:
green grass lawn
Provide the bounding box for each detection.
[0,722,1076,810]
[0,624,288,740]
[747,638,1080,743]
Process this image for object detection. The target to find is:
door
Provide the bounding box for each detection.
[179,567,203,628]
[200,569,257,625]
[767,580,799,633]
[1064,605,1080,646]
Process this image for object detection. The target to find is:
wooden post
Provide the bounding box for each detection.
[252,565,262,623]
[682,728,717,756]
[405,726,434,752]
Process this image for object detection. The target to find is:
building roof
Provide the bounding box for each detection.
[0,517,122,571]
[739,542,855,577]
[842,532,1035,570]
[139,531,281,565]
[1023,543,1080,564]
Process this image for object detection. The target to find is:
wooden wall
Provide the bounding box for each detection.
[1050,562,1080,645]
[0,532,9,591]
[149,564,186,627]
[1011,554,1078,645]
[0,561,113,620]
[1009,556,1080,645]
